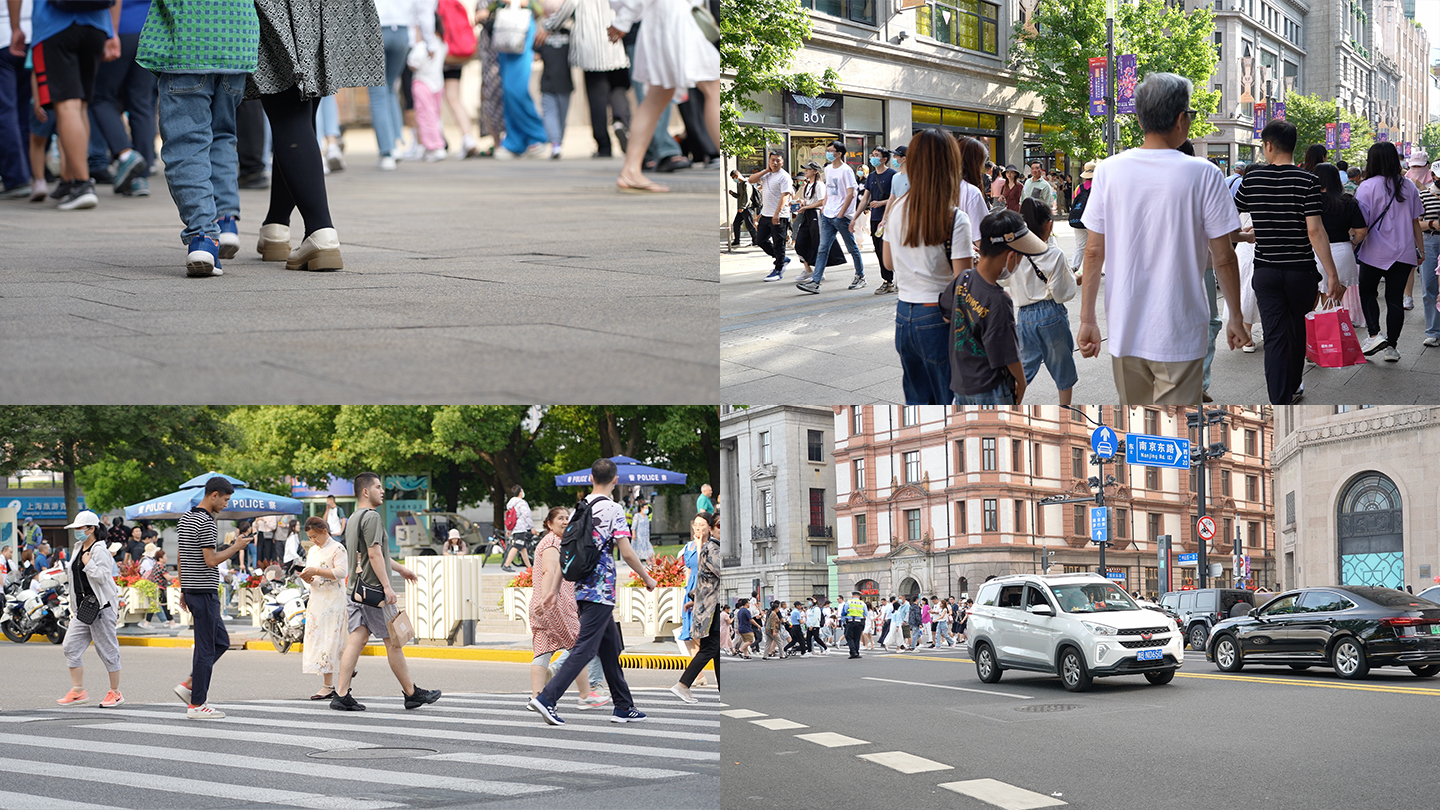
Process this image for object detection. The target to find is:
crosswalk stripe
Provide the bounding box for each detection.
[857,751,953,774]
[794,731,868,748]
[749,718,808,730]
[206,701,720,743]
[719,709,766,718]
[0,792,124,810]
[938,778,1067,809]
[371,694,728,718]
[75,722,372,752]
[0,755,401,810]
[0,732,553,798]
[59,707,720,762]
[423,752,694,780]
[268,697,720,728]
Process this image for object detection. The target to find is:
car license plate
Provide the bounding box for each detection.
[1431,625,1440,636]
[1136,649,1163,662]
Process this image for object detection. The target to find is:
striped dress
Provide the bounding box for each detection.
[529,533,579,656]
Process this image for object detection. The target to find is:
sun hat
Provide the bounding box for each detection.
[63,510,101,529]
[1080,161,1097,179]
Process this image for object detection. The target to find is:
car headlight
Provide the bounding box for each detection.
[1082,621,1118,636]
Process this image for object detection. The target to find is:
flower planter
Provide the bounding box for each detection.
[502,587,534,633]
[617,586,686,642]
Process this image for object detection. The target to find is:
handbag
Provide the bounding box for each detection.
[76,591,101,625]
[491,2,533,54]
[352,575,385,607]
[692,5,721,44]
[387,608,415,645]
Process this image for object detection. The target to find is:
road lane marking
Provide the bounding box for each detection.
[939,778,1067,809]
[0,755,402,810]
[750,718,809,730]
[0,792,124,810]
[423,694,726,717]
[1175,671,1440,695]
[795,732,868,748]
[423,752,694,780]
[239,698,719,728]
[720,709,767,718]
[889,654,974,664]
[862,677,1033,700]
[857,751,953,774]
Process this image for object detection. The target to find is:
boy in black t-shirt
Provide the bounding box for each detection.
[537,6,572,159]
[941,209,1049,405]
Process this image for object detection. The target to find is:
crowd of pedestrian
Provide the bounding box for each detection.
[721,591,976,660]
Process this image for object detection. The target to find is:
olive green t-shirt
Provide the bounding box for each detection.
[346,509,391,590]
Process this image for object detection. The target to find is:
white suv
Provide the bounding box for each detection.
[968,573,1184,692]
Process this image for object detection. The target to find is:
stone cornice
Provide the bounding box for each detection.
[1273,408,1438,466]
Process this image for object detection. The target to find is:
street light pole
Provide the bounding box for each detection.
[1106,0,1116,157]
[1195,407,1208,590]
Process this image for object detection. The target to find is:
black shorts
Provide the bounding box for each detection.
[34,23,108,108]
[442,66,463,81]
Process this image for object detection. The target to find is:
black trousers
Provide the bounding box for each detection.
[784,625,805,653]
[680,610,718,688]
[236,99,267,178]
[844,620,862,657]
[583,69,631,157]
[539,601,634,711]
[1359,260,1413,344]
[1253,264,1319,405]
[90,33,155,171]
[805,626,826,653]
[261,88,332,235]
[731,209,757,244]
[871,218,891,283]
[676,85,716,162]
[185,590,229,706]
[756,217,788,272]
[877,619,890,647]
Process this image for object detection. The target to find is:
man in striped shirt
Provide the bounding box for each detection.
[1235,119,1343,405]
[174,476,250,719]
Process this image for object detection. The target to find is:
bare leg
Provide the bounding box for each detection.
[443,78,474,143]
[29,133,46,185]
[695,80,721,152]
[529,663,549,698]
[52,99,91,182]
[108,669,120,691]
[334,627,369,696]
[1059,388,1073,407]
[69,666,84,689]
[619,85,675,189]
[384,635,416,695]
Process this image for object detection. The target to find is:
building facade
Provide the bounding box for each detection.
[1273,405,1439,593]
[832,406,1275,603]
[718,406,838,608]
[1374,0,1429,145]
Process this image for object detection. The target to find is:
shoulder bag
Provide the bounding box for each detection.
[76,591,101,625]
[1354,188,1397,258]
[350,509,386,607]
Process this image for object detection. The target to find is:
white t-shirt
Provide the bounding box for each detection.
[759,169,792,218]
[822,164,858,219]
[0,0,32,42]
[887,196,975,305]
[283,531,301,564]
[891,170,910,199]
[326,506,345,536]
[959,181,988,244]
[1081,148,1240,362]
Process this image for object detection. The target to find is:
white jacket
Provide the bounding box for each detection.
[66,537,120,617]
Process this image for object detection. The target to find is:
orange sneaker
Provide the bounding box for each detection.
[56,688,88,706]
[100,690,125,708]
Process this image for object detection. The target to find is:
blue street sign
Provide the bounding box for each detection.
[1125,433,1191,469]
[1106,572,1126,580]
[1091,425,1117,459]
[1177,553,1198,564]
[1090,507,1108,545]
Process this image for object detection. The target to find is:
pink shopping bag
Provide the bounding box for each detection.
[1305,306,1367,368]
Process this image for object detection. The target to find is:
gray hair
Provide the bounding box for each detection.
[1135,72,1193,135]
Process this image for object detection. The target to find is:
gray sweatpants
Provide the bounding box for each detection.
[63,604,122,672]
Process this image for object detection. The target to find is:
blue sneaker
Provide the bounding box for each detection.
[610,707,648,723]
[216,216,240,260]
[528,695,565,726]
[186,235,222,278]
[763,269,784,282]
[112,151,144,195]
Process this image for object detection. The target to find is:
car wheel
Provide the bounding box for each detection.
[1408,664,1439,678]
[1187,625,1207,651]
[1058,646,1092,692]
[974,642,1002,684]
[1144,670,1175,685]
[1288,664,1312,671]
[1214,635,1243,672]
[1331,638,1370,679]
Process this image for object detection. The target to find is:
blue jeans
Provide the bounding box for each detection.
[1017,298,1079,392]
[1203,266,1222,391]
[895,301,952,404]
[541,92,570,147]
[812,214,864,284]
[367,25,409,157]
[155,73,243,244]
[0,50,29,188]
[1422,233,1440,339]
[955,380,1014,405]
[315,94,340,144]
[498,23,549,153]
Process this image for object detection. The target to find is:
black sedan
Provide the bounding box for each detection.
[1205,586,1440,679]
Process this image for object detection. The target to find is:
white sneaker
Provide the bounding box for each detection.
[577,691,610,710]
[1424,336,1440,347]
[174,682,192,705]
[399,143,425,162]
[286,227,343,272]
[138,621,152,629]
[1404,295,1415,310]
[1383,346,1401,362]
[523,142,551,159]
[186,704,225,719]
[461,135,478,157]
[378,155,397,171]
[257,223,291,261]
[494,146,518,160]
[669,683,699,704]
[423,148,447,163]
[326,143,346,172]
[1361,334,1390,356]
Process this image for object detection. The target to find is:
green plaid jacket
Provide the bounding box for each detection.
[136,0,259,74]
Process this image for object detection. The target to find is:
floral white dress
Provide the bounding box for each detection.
[302,539,348,675]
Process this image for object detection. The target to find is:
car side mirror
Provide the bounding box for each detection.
[1248,607,1259,617]
[1027,604,1054,616]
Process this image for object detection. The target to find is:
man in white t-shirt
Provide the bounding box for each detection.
[798,140,867,294]
[747,151,793,282]
[1078,72,1247,405]
[1021,162,1055,211]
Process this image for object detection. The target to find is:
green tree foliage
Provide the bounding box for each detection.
[721,0,839,154]
[1276,92,1374,167]
[1012,0,1219,162]
[0,407,236,519]
[1419,122,1440,162]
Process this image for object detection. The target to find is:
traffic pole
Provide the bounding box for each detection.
[1196,406,1207,590]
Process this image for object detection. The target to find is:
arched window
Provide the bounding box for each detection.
[856,578,880,598]
[1336,472,1403,588]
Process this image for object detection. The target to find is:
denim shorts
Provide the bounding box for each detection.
[29,103,56,140]
[1017,298,1079,391]
[954,380,1014,405]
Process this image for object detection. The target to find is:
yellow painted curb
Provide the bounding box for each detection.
[116,636,196,648]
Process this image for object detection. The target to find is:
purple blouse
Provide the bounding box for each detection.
[1354,176,1424,268]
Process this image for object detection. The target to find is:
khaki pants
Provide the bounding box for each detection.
[1111,355,1204,406]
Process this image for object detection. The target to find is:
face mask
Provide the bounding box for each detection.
[74,529,88,541]
[869,157,882,167]
[891,158,900,168]
[825,152,836,162]
[997,251,1021,282]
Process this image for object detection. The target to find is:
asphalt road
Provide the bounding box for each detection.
[0,643,718,810]
[721,641,1440,810]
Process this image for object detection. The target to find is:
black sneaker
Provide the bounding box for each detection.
[528,695,565,726]
[403,686,441,710]
[613,120,629,154]
[329,691,366,711]
[501,564,515,572]
[48,179,73,200]
[57,180,98,211]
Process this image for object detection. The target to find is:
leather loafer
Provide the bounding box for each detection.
[257,223,291,261]
[286,227,343,271]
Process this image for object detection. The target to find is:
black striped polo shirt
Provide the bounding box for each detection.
[1235,164,1323,271]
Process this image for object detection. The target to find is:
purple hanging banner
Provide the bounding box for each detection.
[1339,123,1351,148]
[1272,102,1286,121]
[1089,57,1107,116]
[1378,129,1389,142]
[1253,103,1267,137]
[1116,55,1138,115]
[1325,123,1337,149]
[1403,141,1413,157]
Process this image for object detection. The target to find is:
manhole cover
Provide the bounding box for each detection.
[1015,704,1082,713]
[307,747,437,760]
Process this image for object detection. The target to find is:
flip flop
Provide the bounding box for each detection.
[617,178,670,194]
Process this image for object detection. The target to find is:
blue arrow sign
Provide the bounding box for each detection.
[1090,507,1108,545]
[1177,553,1198,564]
[1125,433,1191,469]
[1091,425,1117,459]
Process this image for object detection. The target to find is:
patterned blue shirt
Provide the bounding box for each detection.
[573,494,630,606]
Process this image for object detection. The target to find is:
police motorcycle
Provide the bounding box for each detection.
[260,567,308,654]
[2,563,71,644]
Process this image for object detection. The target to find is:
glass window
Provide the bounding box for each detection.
[956,500,967,532]
[846,96,883,132]
[983,499,998,531]
[1245,429,1257,456]
[802,0,874,26]
[1246,475,1257,501]
[904,451,920,483]
[1050,582,1139,613]
[1145,409,1159,435]
[996,584,1025,609]
[808,430,825,463]
[855,514,867,545]
[762,489,774,525]
[1024,585,1052,610]
[983,438,997,470]
[955,439,966,472]
[907,508,922,541]
[1221,469,1232,496]
[1148,513,1161,541]
[1196,591,1218,612]
[853,406,864,435]
[854,458,865,489]
[977,582,1001,606]
[1012,439,1023,472]
[1260,594,1301,615]
[1072,447,1083,478]
[1073,504,1085,535]
[918,0,1000,54]
[902,405,919,426]
[1117,508,1128,538]
[1178,592,1196,612]
[1147,467,1159,490]
[759,431,771,465]
[1014,500,1025,533]
[1032,443,1043,476]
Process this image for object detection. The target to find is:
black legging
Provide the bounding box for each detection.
[1358,260,1413,343]
[680,611,719,689]
[261,87,332,236]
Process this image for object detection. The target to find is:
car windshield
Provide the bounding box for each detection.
[1050,582,1140,613]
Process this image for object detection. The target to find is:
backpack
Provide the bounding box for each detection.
[504,503,518,532]
[1068,185,1090,228]
[438,0,477,61]
[492,2,533,55]
[559,495,608,582]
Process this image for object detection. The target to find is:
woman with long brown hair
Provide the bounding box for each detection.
[1000,164,1023,211]
[957,137,992,249]
[882,128,976,404]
